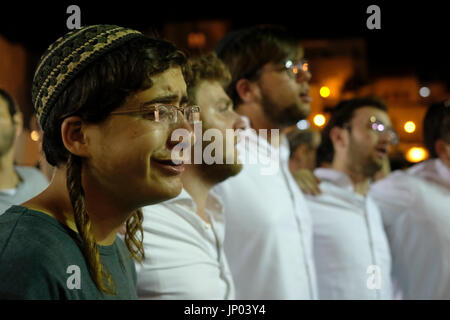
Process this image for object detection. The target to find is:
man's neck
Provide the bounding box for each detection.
[181,165,215,223]
[331,161,371,196]
[0,149,20,189]
[236,102,284,146]
[23,166,133,246]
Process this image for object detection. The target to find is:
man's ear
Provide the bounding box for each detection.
[435,139,450,162]
[236,78,259,103]
[329,126,347,150]
[12,112,23,138]
[61,116,90,158]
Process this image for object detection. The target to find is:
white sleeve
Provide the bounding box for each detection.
[369,171,416,229]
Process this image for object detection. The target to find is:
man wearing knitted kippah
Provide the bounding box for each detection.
[0,25,195,299]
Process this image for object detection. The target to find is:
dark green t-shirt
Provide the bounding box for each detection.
[0,205,137,299]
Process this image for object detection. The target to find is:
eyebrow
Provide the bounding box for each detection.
[215,98,233,105]
[142,94,188,106]
[217,98,233,103]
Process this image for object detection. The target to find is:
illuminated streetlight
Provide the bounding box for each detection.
[406,147,428,163]
[404,121,416,133]
[313,114,326,127]
[319,86,331,98]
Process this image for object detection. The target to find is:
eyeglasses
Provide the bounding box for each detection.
[284,59,309,79]
[110,104,201,124]
[368,116,399,145]
[343,116,399,145]
[259,59,310,80]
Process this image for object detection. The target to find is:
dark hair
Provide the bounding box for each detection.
[187,52,231,105]
[41,36,188,295]
[215,25,300,107]
[423,99,450,158]
[42,37,188,166]
[316,96,388,166]
[0,88,17,118]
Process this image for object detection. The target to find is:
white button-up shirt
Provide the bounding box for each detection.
[213,124,318,299]
[370,159,450,299]
[306,168,393,300]
[136,189,235,299]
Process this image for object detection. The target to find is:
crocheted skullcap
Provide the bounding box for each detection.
[32,25,145,129]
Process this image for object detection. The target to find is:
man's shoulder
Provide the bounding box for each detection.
[0,206,82,262]
[371,169,420,197]
[0,207,90,299]
[369,170,420,219]
[15,166,48,186]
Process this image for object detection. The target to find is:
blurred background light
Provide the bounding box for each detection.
[404,121,416,133]
[30,130,39,142]
[406,147,428,163]
[419,86,430,98]
[313,114,326,127]
[319,86,331,98]
[297,119,310,130]
[187,32,206,48]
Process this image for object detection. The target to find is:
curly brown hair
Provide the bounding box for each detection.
[187,52,231,105]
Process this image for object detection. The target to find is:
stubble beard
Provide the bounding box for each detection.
[260,92,309,127]
[198,131,243,184]
[348,138,383,179]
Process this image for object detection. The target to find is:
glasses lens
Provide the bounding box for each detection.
[288,60,308,79]
[185,106,201,123]
[159,105,173,122]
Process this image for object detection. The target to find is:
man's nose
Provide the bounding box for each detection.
[297,70,312,83]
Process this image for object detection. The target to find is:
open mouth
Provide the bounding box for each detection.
[375,146,388,158]
[152,158,185,175]
[300,91,312,102]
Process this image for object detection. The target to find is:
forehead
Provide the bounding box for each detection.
[352,106,391,125]
[294,46,304,61]
[116,66,187,114]
[129,66,187,104]
[195,80,229,103]
[149,66,186,94]
[266,45,304,67]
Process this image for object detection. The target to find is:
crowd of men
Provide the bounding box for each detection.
[0,24,449,300]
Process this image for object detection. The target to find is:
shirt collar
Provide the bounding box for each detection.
[163,188,224,215]
[314,168,355,192]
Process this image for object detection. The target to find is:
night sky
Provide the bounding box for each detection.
[1,1,448,88]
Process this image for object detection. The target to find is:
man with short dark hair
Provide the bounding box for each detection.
[306,97,396,299]
[371,99,450,299]
[0,88,48,214]
[214,25,317,299]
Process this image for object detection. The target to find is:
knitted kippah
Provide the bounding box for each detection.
[32,25,145,129]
